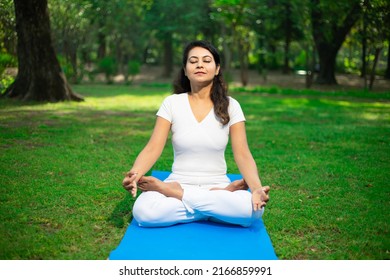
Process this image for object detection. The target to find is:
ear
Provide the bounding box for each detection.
[183,67,187,76]
[215,65,220,76]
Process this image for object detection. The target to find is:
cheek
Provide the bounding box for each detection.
[207,63,217,71]
[185,64,193,74]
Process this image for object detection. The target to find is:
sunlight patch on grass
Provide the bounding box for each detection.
[77,94,170,112]
[281,98,310,107]
[319,99,390,108]
[360,112,382,121]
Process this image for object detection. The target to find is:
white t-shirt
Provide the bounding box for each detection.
[156,93,246,186]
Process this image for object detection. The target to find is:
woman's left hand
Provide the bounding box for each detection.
[252,186,270,211]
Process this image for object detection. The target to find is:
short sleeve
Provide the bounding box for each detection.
[228,97,246,127]
[156,95,173,123]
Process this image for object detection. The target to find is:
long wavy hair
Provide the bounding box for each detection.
[173,40,230,125]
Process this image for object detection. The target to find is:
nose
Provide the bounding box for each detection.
[196,61,204,68]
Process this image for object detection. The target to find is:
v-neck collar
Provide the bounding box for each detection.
[186,93,214,124]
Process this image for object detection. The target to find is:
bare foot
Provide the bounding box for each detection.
[138,176,183,200]
[137,176,165,192]
[210,179,249,192]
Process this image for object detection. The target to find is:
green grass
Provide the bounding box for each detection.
[0,84,389,259]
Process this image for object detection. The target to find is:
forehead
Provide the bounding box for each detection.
[188,47,213,59]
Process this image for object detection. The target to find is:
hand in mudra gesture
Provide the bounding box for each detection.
[251,186,270,211]
[122,172,138,197]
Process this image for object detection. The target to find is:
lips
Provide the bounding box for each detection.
[194,71,206,74]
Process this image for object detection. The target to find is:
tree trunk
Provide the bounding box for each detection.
[97,16,106,60]
[221,24,232,73]
[4,0,83,102]
[162,32,173,78]
[282,2,292,74]
[239,52,249,87]
[311,0,362,85]
[283,35,291,74]
[221,25,233,83]
[238,36,249,86]
[385,40,390,80]
[361,5,367,83]
[369,47,382,90]
[316,47,338,84]
[305,43,314,88]
[269,44,277,69]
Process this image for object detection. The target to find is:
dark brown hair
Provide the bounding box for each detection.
[173,40,230,125]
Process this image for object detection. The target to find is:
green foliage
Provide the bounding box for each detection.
[0,52,16,94]
[293,50,307,71]
[0,52,17,75]
[98,56,116,84]
[224,70,234,84]
[2,0,389,89]
[86,70,96,83]
[57,55,74,80]
[0,0,16,54]
[128,61,140,76]
[0,73,14,94]
[126,60,141,85]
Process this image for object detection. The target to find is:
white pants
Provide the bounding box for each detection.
[132,184,264,227]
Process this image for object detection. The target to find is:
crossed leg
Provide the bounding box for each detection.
[133,176,269,227]
[137,176,250,197]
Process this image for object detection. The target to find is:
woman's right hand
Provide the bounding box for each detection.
[122,172,138,197]
[251,186,270,211]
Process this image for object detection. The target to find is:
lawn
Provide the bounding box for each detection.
[0,84,389,259]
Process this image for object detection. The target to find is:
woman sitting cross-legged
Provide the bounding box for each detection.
[122,40,270,227]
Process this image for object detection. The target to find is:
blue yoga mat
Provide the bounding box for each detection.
[109,171,277,260]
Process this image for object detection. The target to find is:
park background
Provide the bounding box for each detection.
[0,0,389,260]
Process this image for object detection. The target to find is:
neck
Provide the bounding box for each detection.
[190,82,213,99]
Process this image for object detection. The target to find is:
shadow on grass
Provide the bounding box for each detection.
[108,192,135,228]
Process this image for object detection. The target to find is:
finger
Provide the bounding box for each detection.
[131,187,137,197]
[131,182,137,197]
[263,186,270,194]
[127,173,138,180]
[262,194,269,203]
[253,202,259,212]
[123,173,138,187]
[122,179,130,187]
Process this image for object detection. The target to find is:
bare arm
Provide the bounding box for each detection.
[122,116,171,196]
[230,121,269,210]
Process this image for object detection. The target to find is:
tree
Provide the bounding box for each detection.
[363,0,390,89]
[386,41,390,80]
[48,0,90,83]
[212,0,256,86]
[260,0,304,74]
[311,0,362,84]
[145,0,212,78]
[0,0,16,55]
[4,0,83,101]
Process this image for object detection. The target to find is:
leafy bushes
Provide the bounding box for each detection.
[0,52,17,94]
